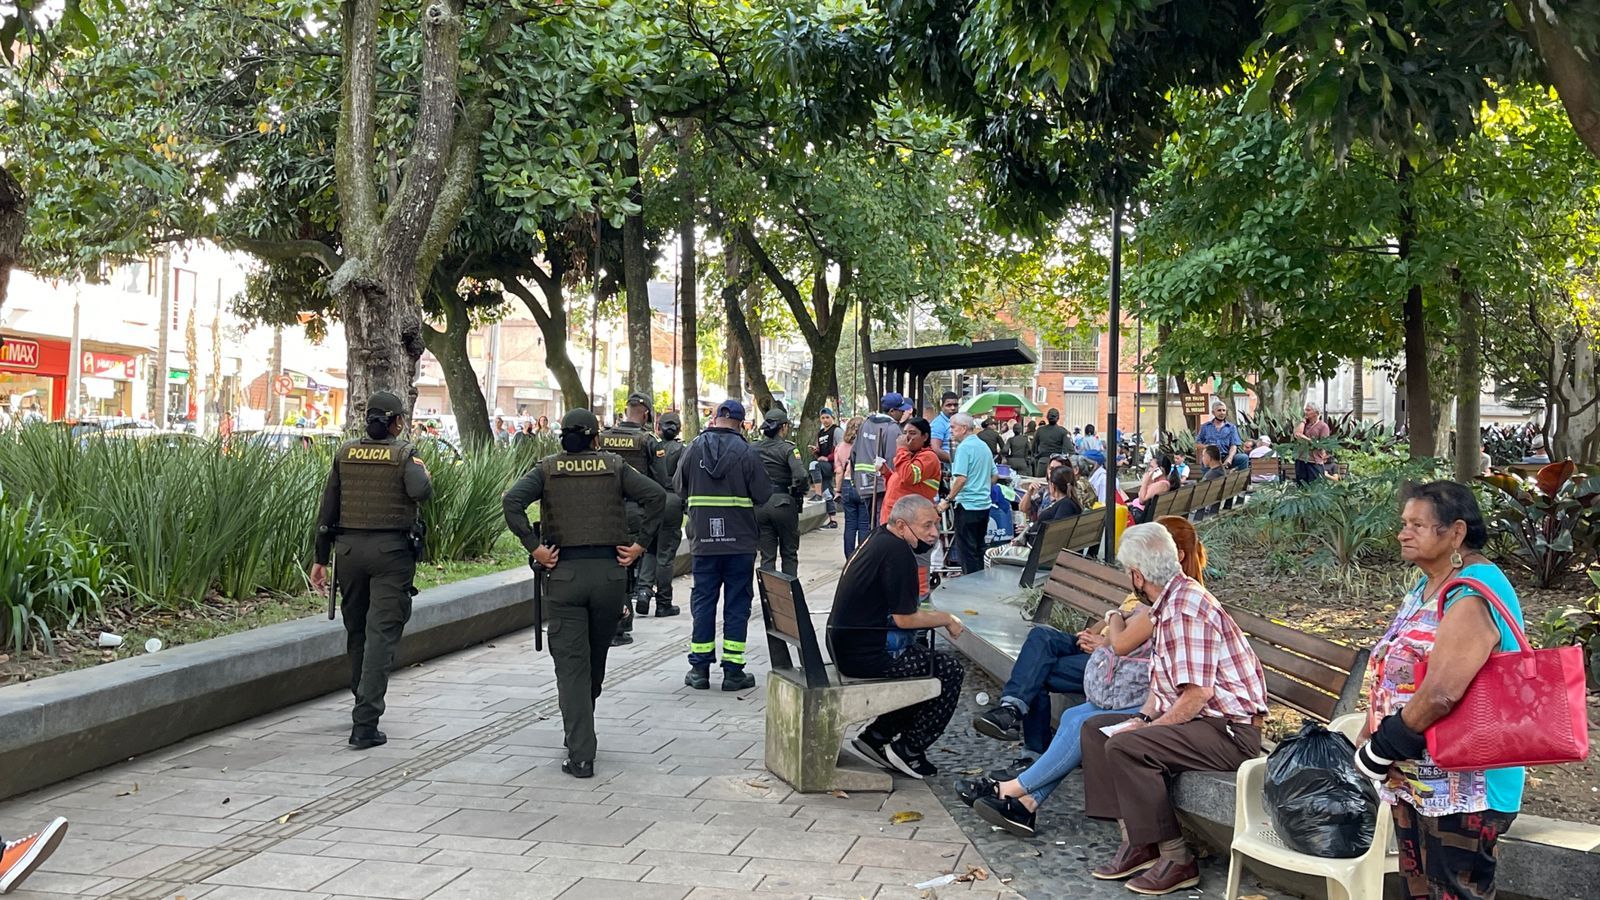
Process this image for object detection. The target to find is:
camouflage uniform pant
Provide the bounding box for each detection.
[1392,801,1517,900]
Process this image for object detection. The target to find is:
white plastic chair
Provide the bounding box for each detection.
[1224,713,1395,900]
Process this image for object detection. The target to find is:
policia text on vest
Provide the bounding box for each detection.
[503,408,665,779]
[600,393,674,636]
[310,391,433,752]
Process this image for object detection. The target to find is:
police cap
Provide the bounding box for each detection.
[366,391,406,418]
[561,409,600,435]
[763,407,789,426]
[626,392,653,410]
[659,411,682,428]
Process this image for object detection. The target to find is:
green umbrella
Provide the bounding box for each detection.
[959,390,1042,417]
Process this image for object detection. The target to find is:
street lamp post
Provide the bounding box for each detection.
[1104,203,1123,554]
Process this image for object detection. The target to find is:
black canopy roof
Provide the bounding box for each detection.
[868,339,1037,410]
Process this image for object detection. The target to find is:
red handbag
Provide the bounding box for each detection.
[1415,576,1590,771]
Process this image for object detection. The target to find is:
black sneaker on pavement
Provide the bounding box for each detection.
[885,741,938,779]
[845,731,893,771]
[974,795,1037,837]
[611,631,634,647]
[684,667,710,690]
[561,759,594,779]
[956,775,999,807]
[655,603,681,617]
[987,755,1038,782]
[348,727,387,750]
[973,705,1023,742]
[722,670,756,691]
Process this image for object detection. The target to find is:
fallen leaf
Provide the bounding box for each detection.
[889,810,923,825]
[221,797,230,805]
[115,782,139,797]
[829,789,850,799]
[960,767,983,775]
[276,809,303,825]
[955,865,989,883]
[962,609,980,615]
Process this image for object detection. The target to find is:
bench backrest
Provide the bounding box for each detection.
[1250,456,1284,481]
[757,569,831,689]
[1193,476,1225,511]
[1165,482,1197,518]
[1020,509,1106,586]
[1035,555,1369,722]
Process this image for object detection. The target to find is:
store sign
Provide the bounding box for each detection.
[82,351,137,380]
[1180,392,1210,416]
[1060,376,1099,393]
[0,339,40,369]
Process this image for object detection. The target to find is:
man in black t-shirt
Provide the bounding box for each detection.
[827,494,966,779]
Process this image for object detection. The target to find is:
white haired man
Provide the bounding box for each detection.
[938,413,994,574]
[1077,524,1267,895]
[1293,400,1332,484]
[828,495,966,779]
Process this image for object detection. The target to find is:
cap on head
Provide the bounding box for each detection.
[880,392,905,412]
[820,407,834,417]
[561,408,600,435]
[366,391,406,419]
[715,399,746,422]
[627,391,652,411]
[659,411,682,428]
[763,407,789,426]
[1084,449,1106,465]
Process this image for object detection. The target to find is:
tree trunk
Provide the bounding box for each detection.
[1351,356,1365,420]
[1550,320,1600,463]
[1397,158,1435,459]
[422,291,491,449]
[0,164,24,325]
[620,99,653,398]
[859,297,877,403]
[268,326,284,424]
[503,272,589,412]
[678,208,700,434]
[1454,286,1482,481]
[1518,0,1600,163]
[794,266,852,443]
[722,247,774,414]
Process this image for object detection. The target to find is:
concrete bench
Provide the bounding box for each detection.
[756,569,940,793]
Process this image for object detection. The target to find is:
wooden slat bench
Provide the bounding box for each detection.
[1032,553,1369,722]
[756,569,941,793]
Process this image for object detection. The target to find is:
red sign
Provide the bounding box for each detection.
[272,374,294,396]
[0,338,40,369]
[82,351,137,380]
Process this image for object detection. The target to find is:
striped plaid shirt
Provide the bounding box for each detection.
[1148,574,1269,722]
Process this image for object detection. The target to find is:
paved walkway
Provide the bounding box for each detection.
[0,533,1018,900]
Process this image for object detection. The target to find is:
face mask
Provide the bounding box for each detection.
[914,538,936,554]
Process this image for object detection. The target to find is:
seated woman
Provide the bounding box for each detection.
[960,516,1207,837]
[1020,465,1083,542]
[1126,451,1179,523]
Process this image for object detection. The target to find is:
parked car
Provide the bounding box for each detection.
[230,427,343,455]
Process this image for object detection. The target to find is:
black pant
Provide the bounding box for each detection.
[335,535,417,729]
[1295,460,1325,484]
[858,646,965,754]
[954,505,989,575]
[756,498,801,576]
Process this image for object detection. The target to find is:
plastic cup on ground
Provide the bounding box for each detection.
[97,632,123,648]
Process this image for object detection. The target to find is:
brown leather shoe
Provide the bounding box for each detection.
[1125,858,1201,895]
[1090,842,1159,880]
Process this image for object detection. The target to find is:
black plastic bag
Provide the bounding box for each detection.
[1263,723,1379,858]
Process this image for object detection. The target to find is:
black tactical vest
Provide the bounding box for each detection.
[335,439,417,530]
[599,425,650,475]
[538,452,629,547]
[660,439,685,480]
[758,438,797,492]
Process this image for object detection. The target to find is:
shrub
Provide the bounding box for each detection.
[0,488,124,654]
[419,443,536,560]
[1479,461,1600,587]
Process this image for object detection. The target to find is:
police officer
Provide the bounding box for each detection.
[310,391,433,750]
[502,409,664,778]
[649,411,687,616]
[754,407,808,576]
[1032,408,1069,475]
[598,392,671,644]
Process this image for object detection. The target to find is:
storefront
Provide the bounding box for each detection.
[79,350,140,418]
[0,335,69,421]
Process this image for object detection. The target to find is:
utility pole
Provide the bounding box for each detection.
[484,322,502,415]
[66,283,82,418]
[152,252,171,427]
[1103,203,1123,555]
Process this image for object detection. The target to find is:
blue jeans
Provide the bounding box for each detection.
[688,553,755,672]
[1016,700,1141,806]
[841,482,871,559]
[1000,627,1090,753]
[1230,453,1250,471]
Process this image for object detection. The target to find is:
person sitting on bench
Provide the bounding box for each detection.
[828,494,966,780]
[971,516,1207,756]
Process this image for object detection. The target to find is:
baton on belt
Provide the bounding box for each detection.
[532,562,546,652]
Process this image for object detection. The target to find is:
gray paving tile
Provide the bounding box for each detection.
[316,860,467,899]
[640,865,763,891]
[533,856,651,881]
[420,833,537,856]
[733,825,858,863]
[316,841,438,863]
[844,834,971,869]
[555,877,689,900]
[326,801,454,833]
[628,849,751,872]
[423,848,540,872]
[424,808,551,839]
[597,771,707,798]
[423,868,576,899]
[526,814,646,847]
[627,821,753,855]
[203,852,358,891]
[37,838,152,875]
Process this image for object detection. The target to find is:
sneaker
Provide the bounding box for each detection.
[885,740,938,779]
[973,705,1023,742]
[986,755,1037,782]
[822,520,839,529]
[0,818,68,894]
[974,795,1037,837]
[655,603,681,617]
[722,670,756,691]
[956,775,998,807]
[561,759,595,779]
[611,631,633,647]
[1125,858,1201,895]
[845,731,893,771]
[684,667,710,690]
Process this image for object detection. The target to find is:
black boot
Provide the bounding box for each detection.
[655,602,681,617]
[684,666,710,689]
[349,726,387,750]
